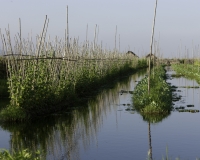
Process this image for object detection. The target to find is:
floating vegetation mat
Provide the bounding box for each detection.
[133,66,172,114]
[119,90,134,94]
[172,64,200,84]
[187,104,194,107]
[178,109,199,113]
[177,86,199,88]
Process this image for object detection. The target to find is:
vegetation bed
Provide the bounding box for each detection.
[0,53,147,122]
[133,66,172,114]
[172,64,200,84]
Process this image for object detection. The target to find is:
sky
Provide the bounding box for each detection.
[1,0,200,58]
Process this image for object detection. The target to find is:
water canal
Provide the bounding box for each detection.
[0,67,200,160]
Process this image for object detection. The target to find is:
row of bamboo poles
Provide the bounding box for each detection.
[0,12,138,119]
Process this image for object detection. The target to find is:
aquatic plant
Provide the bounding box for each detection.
[172,64,200,84]
[133,66,172,114]
[0,149,42,160]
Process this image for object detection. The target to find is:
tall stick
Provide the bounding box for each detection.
[93,24,97,51]
[148,0,158,94]
[0,29,5,55]
[115,25,117,52]
[66,5,69,54]
[19,18,22,57]
[119,34,120,52]
[86,24,88,48]
[37,15,48,58]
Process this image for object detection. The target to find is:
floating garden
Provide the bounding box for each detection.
[133,66,172,114]
[172,62,200,84]
[0,26,150,122]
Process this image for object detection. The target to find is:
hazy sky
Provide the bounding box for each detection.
[1,0,200,58]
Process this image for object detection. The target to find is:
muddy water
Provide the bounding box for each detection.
[0,68,200,160]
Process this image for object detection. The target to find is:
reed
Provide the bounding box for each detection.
[148,0,158,94]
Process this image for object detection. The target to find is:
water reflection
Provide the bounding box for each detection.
[135,66,173,159]
[139,112,171,160]
[145,112,172,160]
[148,122,152,160]
[0,70,147,160]
[141,112,171,124]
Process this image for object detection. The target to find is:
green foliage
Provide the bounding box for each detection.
[0,105,26,121]
[0,51,146,121]
[0,149,42,160]
[142,112,170,123]
[137,59,148,68]
[0,56,7,79]
[194,59,200,66]
[133,66,172,114]
[0,57,8,98]
[0,79,9,98]
[172,64,200,84]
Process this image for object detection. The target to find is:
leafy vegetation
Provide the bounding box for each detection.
[0,56,7,79]
[0,149,42,160]
[0,79,9,98]
[141,112,171,123]
[133,66,172,114]
[172,63,200,84]
[0,41,149,122]
[0,57,8,98]
[137,58,149,69]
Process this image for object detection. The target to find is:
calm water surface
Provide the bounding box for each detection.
[0,67,200,160]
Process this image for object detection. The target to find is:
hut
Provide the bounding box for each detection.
[145,53,158,65]
[145,53,157,60]
[126,51,139,58]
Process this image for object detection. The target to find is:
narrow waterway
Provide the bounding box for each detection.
[0,67,200,160]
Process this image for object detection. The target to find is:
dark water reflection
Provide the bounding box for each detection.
[0,67,200,160]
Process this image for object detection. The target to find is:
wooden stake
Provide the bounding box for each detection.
[148,0,158,94]
[66,5,69,54]
[19,18,22,57]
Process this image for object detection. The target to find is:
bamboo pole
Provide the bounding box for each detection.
[118,34,120,52]
[115,25,117,53]
[86,24,88,50]
[37,15,48,58]
[0,29,6,55]
[93,24,97,51]
[19,18,22,57]
[66,5,69,55]
[148,0,158,94]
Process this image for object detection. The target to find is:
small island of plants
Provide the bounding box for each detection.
[133,66,172,114]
